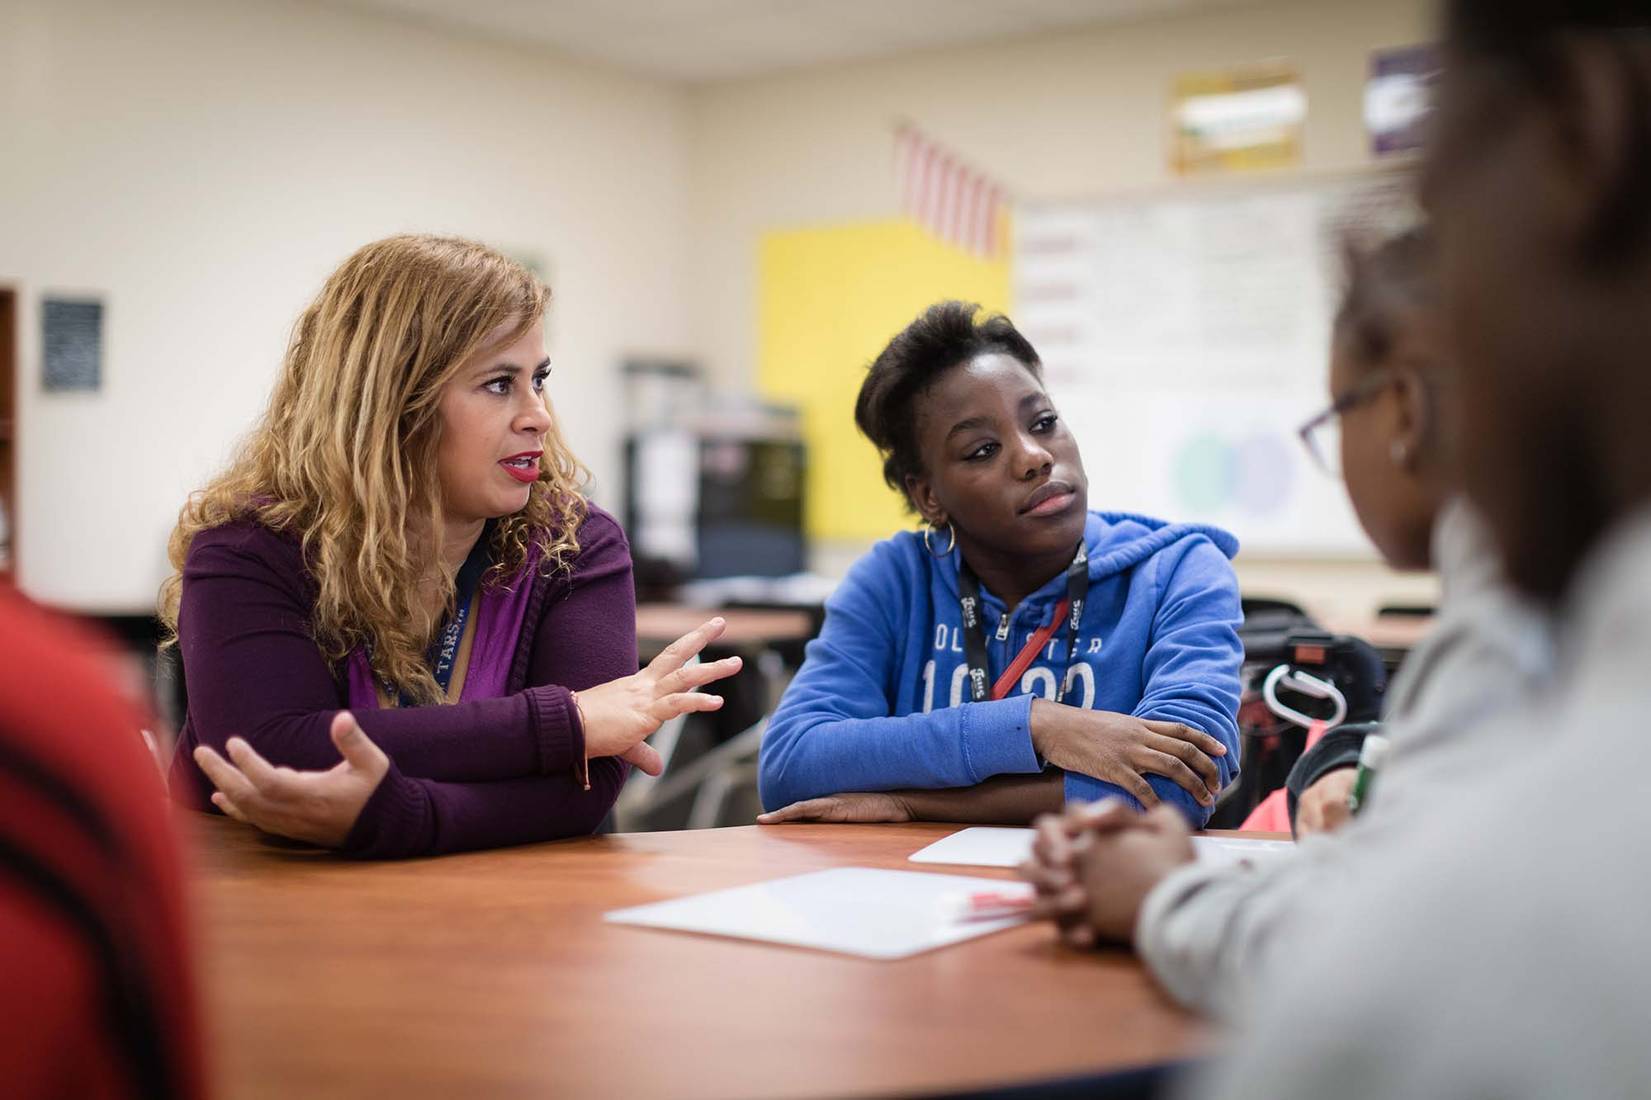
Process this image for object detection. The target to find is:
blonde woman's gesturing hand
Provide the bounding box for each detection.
[194,711,388,848]
[575,617,743,776]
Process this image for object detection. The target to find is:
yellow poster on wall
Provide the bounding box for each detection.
[1172,63,1305,176]
[758,217,1012,542]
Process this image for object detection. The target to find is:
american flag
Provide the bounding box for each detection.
[894,123,1007,261]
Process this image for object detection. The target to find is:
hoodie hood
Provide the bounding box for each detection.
[929,510,1239,605]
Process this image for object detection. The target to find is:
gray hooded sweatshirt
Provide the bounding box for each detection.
[1190,505,1651,1099]
[1136,499,1552,1020]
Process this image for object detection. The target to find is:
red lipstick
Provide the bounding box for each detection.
[500,451,541,484]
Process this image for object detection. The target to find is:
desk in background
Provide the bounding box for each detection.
[1325,612,1435,670]
[622,605,821,830]
[633,602,818,652]
[190,817,1208,1100]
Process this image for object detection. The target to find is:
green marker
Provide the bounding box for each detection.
[1346,734,1392,816]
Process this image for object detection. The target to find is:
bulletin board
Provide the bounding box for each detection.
[758,218,1012,542]
[1013,171,1415,557]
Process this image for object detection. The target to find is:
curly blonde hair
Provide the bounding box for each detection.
[158,234,588,704]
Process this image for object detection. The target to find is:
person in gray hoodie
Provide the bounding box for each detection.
[1192,2,1651,1094]
[1018,225,1553,1023]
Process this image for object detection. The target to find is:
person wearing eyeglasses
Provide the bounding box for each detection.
[1287,226,1505,836]
[1016,225,1553,1021]
[1198,3,1651,1095]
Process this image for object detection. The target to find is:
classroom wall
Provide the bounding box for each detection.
[6,0,1448,624]
[0,0,694,612]
[685,0,1442,625]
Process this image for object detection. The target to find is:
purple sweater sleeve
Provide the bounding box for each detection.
[344,511,640,857]
[175,508,639,858]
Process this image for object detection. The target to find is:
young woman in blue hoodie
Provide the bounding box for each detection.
[757,302,1243,828]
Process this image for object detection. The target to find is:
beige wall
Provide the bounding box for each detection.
[685,0,1442,624]
[4,0,1449,624]
[1,0,694,611]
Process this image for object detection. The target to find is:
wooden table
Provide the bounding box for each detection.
[190,818,1208,1100]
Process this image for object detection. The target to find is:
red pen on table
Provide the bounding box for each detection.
[947,889,1036,923]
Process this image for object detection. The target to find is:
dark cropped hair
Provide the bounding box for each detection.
[1335,225,1436,370]
[1446,0,1651,58]
[854,301,1041,504]
[1445,0,1651,267]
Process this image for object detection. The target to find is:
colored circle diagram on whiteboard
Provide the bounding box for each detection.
[1172,431,1293,517]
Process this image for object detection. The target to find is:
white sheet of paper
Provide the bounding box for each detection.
[603,867,1031,960]
[1189,835,1295,867]
[908,827,1296,870]
[908,826,1035,867]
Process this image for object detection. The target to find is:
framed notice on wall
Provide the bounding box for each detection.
[42,296,103,393]
[1366,45,1438,157]
[1171,63,1305,177]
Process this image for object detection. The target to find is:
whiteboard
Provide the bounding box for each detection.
[1013,173,1415,556]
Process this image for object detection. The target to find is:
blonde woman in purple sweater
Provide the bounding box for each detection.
[161,235,739,858]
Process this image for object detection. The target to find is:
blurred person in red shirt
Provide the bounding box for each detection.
[0,585,204,1099]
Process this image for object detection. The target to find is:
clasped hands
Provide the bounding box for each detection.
[1019,761,1357,949]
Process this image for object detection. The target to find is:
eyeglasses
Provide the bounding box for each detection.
[1297,369,1398,477]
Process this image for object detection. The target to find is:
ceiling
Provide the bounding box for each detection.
[326,0,1259,82]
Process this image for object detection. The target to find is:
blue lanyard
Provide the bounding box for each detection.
[398,526,492,706]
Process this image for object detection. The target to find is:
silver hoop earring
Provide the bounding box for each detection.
[922,523,956,557]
